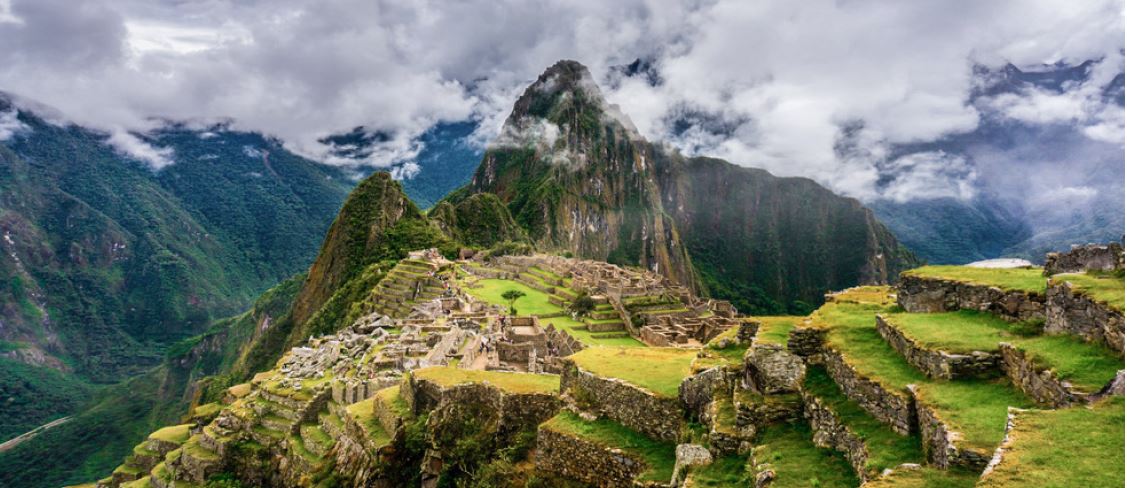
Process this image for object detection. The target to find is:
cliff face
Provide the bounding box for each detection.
[290,172,425,328]
[467,60,701,291]
[467,60,916,313]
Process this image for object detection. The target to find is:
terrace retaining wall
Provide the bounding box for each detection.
[823,349,915,435]
[1043,243,1124,276]
[896,275,1045,322]
[560,362,684,442]
[800,390,872,482]
[535,426,648,488]
[998,342,1124,408]
[875,315,1001,380]
[1045,281,1125,354]
[907,386,990,471]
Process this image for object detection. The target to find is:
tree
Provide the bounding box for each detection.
[501,289,526,315]
[569,291,596,318]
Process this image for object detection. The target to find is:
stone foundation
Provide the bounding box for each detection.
[786,325,826,359]
[823,349,915,435]
[896,275,1045,322]
[876,315,1000,380]
[1045,281,1125,354]
[561,362,684,442]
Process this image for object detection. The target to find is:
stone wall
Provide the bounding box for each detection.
[786,325,826,360]
[560,362,684,442]
[535,426,647,488]
[908,386,990,471]
[876,315,1000,380]
[1043,243,1124,276]
[800,390,871,482]
[998,343,1122,407]
[1045,281,1125,354]
[823,349,915,435]
[896,275,1045,322]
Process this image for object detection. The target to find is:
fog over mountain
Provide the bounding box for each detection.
[0,0,1121,260]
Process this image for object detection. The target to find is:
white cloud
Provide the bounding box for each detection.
[106,129,173,169]
[0,107,28,140]
[0,0,1118,205]
[880,151,978,203]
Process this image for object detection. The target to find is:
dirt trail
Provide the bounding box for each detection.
[0,416,72,453]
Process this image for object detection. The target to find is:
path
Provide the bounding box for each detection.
[0,416,73,453]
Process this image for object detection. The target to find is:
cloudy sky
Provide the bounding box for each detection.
[0,0,1122,211]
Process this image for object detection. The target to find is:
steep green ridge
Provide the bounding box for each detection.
[462,60,917,313]
[428,193,528,248]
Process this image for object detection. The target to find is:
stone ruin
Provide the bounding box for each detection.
[1043,242,1124,276]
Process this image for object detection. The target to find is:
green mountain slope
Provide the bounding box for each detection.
[463,60,917,313]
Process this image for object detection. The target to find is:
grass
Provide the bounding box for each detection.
[902,266,1045,294]
[464,277,643,347]
[750,316,801,346]
[803,366,923,475]
[568,347,698,397]
[913,380,1034,451]
[753,421,859,488]
[1051,272,1125,312]
[375,386,411,418]
[882,310,1121,392]
[541,411,676,482]
[979,397,1124,488]
[861,467,978,487]
[411,366,560,394]
[1013,334,1123,391]
[813,297,1038,453]
[881,310,1034,353]
[345,398,392,448]
[147,424,191,444]
[685,454,752,487]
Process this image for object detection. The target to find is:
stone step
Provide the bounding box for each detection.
[319,409,346,440]
[287,435,324,472]
[250,424,287,446]
[259,413,293,433]
[300,424,335,458]
[252,396,301,421]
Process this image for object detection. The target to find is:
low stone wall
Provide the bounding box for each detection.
[1045,281,1125,354]
[1043,243,1124,276]
[823,349,915,435]
[561,361,684,442]
[876,315,1000,380]
[800,390,871,482]
[908,386,990,471]
[896,275,1045,322]
[998,343,1123,408]
[734,390,802,429]
[535,426,647,488]
[786,325,826,359]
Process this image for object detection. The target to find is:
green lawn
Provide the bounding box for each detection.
[811,295,1036,456]
[979,397,1124,488]
[148,424,191,444]
[686,454,753,487]
[751,316,802,346]
[902,266,1046,294]
[464,277,643,347]
[803,367,923,475]
[569,347,698,397]
[753,421,859,488]
[861,467,978,488]
[1013,335,1123,391]
[1051,272,1125,312]
[541,411,676,482]
[411,366,560,394]
[882,310,1032,353]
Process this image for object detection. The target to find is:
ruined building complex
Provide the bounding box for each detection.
[86,244,1124,488]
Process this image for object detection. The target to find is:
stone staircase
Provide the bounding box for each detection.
[364,260,445,318]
